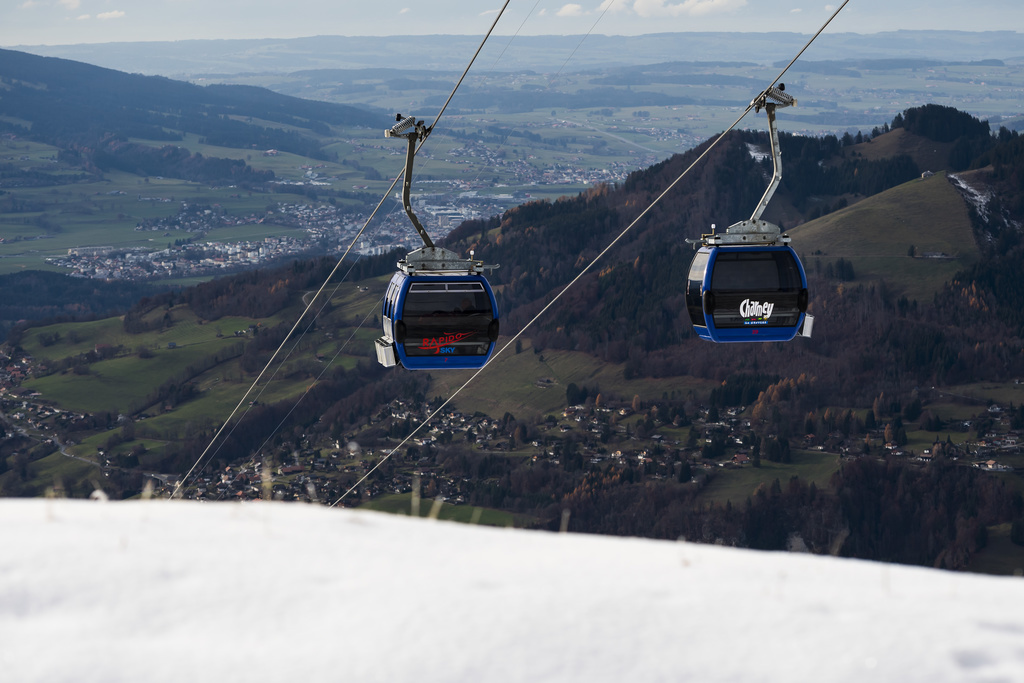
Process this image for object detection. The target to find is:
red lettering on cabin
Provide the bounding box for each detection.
[418,331,475,354]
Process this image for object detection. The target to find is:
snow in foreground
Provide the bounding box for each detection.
[2,499,1024,682]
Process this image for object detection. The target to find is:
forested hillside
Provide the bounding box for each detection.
[0,271,155,339]
[442,105,1020,393]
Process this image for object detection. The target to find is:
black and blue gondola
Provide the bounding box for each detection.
[382,271,500,370]
[686,245,809,343]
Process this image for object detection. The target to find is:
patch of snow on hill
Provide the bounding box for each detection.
[2,499,1024,682]
[949,173,993,223]
[746,142,770,163]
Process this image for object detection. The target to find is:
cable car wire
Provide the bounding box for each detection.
[212,295,385,502]
[329,0,852,507]
[548,0,619,86]
[206,0,529,491]
[171,0,512,499]
[414,1,542,229]
[429,1,512,137]
[176,204,411,495]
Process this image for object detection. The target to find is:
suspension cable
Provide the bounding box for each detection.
[329,0,851,507]
[428,0,511,134]
[767,0,850,92]
[331,115,743,507]
[171,187,395,499]
[171,0,513,500]
[212,294,385,502]
[179,187,418,494]
[430,0,543,220]
[549,0,619,85]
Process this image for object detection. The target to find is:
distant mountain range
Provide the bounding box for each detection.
[12,31,1024,77]
[0,47,378,174]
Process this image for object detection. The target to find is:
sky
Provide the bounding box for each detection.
[3,0,1023,47]
[4,498,1024,681]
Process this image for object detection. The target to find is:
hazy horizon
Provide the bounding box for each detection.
[4,1,1022,48]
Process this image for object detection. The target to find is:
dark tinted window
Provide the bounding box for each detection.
[711,250,801,292]
[401,281,495,357]
[403,282,491,316]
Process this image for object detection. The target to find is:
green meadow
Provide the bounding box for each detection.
[21,451,100,495]
[14,275,383,471]
[425,337,717,422]
[969,523,1024,577]
[793,173,979,302]
[695,449,842,507]
[361,492,529,528]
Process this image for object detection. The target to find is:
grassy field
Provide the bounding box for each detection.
[20,305,296,363]
[23,341,235,415]
[936,382,1024,408]
[360,492,530,528]
[134,364,320,440]
[21,451,100,495]
[696,449,842,507]
[69,429,170,463]
[425,337,717,421]
[27,347,347,436]
[13,274,385,470]
[969,523,1024,577]
[793,173,978,302]
[901,429,969,456]
[19,303,289,417]
[20,317,126,362]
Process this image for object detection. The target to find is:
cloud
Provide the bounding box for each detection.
[19,1,40,9]
[557,4,585,17]
[58,0,80,9]
[790,7,803,14]
[97,10,125,20]
[75,14,89,20]
[399,7,410,14]
[633,0,748,18]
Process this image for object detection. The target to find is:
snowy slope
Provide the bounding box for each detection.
[2,500,1024,682]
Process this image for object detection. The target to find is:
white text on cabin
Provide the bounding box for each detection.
[739,299,775,320]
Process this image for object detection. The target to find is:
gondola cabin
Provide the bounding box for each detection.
[377,271,499,370]
[686,245,809,343]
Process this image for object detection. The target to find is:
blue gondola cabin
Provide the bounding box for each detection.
[686,245,810,343]
[377,271,499,370]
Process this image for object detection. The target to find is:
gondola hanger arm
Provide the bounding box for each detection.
[386,114,434,249]
[749,83,796,223]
